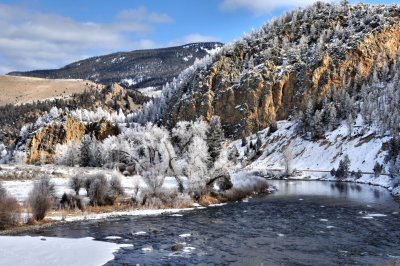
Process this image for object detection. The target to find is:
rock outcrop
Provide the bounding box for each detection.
[26,116,119,164]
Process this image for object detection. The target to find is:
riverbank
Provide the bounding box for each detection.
[0,207,203,236]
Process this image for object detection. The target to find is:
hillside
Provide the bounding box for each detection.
[0,75,102,106]
[234,118,400,196]
[137,3,400,138]
[8,42,223,90]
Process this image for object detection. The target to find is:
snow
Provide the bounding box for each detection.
[183,247,196,252]
[142,246,153,252]
[1,167,179,203]
[237,120,397,194]
[104,236,122,240]
[0,236,131,266]
[48,207,197,222]
[365,213,387,217]
[2,178,73,202]
[138,86,162,98]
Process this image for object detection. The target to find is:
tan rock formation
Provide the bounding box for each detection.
[26,116,119,164]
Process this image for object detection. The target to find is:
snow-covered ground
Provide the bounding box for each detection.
[48,207,202,222]
[137,86,162,98]
[1,167,179,203]
[0,236,132,266]
[236,119,399,195]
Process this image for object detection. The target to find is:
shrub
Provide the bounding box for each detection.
[88,175,110,206]
[69,175,84,195]
[269,122,278,135]
[28,177,55,221]
[60,193,86,211]
[0,183,20,229]
[109,174,124,196]
[222,174,269,201]
[87,174,121,206]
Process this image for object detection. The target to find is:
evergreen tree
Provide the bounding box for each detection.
[336,155,350,179]
[80,135,91,167]
[206,116,224,166]
[373,162,383,177]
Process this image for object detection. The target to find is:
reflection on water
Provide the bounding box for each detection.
[267,180,395,208]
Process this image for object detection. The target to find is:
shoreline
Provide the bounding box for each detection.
[2,171,398,235]
[0,206,206,236]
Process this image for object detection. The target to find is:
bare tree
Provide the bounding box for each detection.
[282,149,293,176]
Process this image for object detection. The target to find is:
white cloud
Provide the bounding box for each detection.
[117,6,173,24]
[0,4,169,74]
[219,0,333,15]
[168,34,219,47]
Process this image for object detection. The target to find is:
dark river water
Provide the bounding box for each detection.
[21,180,400,266]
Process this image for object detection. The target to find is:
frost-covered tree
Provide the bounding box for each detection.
[187,136,210,199]
[0,143,7,163]
[54,141,80,166]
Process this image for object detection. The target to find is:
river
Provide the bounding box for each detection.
[19,180,400,265]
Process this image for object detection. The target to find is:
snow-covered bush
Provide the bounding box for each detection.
[109,174,124,197]
[222,173,269,201]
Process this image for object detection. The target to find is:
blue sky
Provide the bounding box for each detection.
[0,0,397,74]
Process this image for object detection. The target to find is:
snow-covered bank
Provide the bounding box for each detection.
[47,207,202,222]
[0,236,132,266]
[236,120,400,196]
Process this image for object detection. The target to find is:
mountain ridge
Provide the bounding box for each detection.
[8,42,223,90]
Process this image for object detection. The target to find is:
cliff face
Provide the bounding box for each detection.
[162,3,400,138]
[26,117,118,164]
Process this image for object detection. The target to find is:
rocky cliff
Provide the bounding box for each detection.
[26,116,119,164]
[158,3,400,138]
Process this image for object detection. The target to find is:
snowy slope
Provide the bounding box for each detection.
[235,119,398,193]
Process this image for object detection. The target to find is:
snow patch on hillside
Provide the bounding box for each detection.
[236,120,399,193]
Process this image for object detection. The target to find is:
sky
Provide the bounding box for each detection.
[0,0,397,74]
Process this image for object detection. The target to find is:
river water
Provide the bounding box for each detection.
[21,180,400,265]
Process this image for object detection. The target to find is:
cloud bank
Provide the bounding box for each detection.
[0,5,171,74]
